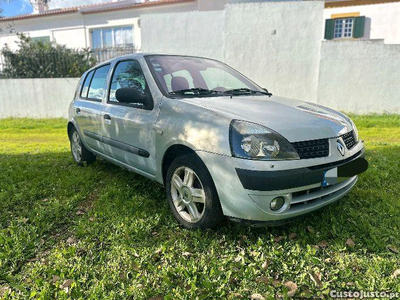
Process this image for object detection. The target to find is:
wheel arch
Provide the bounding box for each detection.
[67,121,75,140]
[161,144,198,186]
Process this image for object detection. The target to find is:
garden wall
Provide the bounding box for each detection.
[0,78,79,118]
[318,40,400,114]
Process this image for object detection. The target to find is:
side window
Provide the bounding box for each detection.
[109,60,148,103]
[163,70,194,92]
[200,68,249,90]
[80,70,94,98]
[87,65,110,100]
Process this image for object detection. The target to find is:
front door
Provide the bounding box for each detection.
[74,65,111,154]
[102,59,159,177]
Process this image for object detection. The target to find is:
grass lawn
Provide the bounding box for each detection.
[0,116,399,299]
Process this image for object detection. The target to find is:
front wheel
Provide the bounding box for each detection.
[166,154,224,229]
[70,127,96,166]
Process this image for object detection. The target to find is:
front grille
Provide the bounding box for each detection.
[341,131,356,150]
[292,138,329,159]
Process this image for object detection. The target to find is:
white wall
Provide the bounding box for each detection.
[143,1,325,101]
[317,40,400,114]
[223,2,324,101]
[324,2,400,44]
[141,10,225,60]
[0,78,79,118]
[1,1,399,117]
[140,1,400,114]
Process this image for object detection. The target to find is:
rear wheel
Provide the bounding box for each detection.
[166,154,224,229]
[70,127,96,166]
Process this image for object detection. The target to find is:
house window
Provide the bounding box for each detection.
[334,18,354,39]
[325,16,365,40]
[91,26,134,49]
[31,36,50,44]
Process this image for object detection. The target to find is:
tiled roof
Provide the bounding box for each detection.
[0,0,195,22]
[325,0,400,8]
[0,7,78,22]
[81,0,195,14]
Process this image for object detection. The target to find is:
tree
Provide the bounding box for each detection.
[1,33,96,78]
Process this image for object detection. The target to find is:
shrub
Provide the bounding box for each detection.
[1,33,96,78]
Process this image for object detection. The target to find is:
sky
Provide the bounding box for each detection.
[0,0,114,17]
[1,0,33,16]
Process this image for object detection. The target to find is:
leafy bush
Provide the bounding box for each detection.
[1,34,96,78]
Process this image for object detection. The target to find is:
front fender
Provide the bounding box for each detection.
[154,98,232,182]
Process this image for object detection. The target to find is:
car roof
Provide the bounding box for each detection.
[87,53,151,71]
[86,53,216,74]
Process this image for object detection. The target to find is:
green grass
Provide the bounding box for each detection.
[0,116,399,299]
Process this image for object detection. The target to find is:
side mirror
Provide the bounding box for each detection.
[116,87,148,105]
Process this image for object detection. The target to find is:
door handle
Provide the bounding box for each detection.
[76,108,81,115]
[104,114,112,124]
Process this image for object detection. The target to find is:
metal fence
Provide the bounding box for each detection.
[91,47,141,63]
[0,47,140,78]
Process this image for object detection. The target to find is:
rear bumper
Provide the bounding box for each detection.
[196,140,367,223]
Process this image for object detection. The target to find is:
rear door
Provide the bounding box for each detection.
[74,64,111,154]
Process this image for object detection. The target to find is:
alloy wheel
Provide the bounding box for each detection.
[71,131,82,162]
[170,166,206,223]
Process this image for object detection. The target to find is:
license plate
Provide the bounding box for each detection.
[322,167,349,187]
[322,168,338,187]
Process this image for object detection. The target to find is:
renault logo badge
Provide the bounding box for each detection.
[337,140,345,156]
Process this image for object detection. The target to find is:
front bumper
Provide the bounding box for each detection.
[196,139,367,223]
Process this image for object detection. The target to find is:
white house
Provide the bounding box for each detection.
[324,0,400,44]
[0,0,228,53]
[1,0,399,55]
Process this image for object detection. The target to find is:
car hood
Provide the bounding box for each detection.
[182,95,352,142]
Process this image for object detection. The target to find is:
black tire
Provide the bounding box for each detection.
[166,153,224,229]
[69,127,96,166]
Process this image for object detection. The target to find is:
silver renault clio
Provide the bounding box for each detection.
[68,54,368,229]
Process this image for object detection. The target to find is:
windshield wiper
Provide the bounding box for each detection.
[168,88,223,96]
[224,88,272,97]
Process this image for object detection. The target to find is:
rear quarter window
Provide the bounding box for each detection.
[88,65,111,100]
[80,70,95,98]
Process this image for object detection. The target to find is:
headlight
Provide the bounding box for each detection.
[350,119,359,142]
[229,120,300,160]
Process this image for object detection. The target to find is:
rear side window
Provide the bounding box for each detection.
[87,65,110,101]
[80,70,94,98]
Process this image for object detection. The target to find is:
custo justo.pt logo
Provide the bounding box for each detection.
[330,290,399,299]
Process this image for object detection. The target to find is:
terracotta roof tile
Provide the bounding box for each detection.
[0,7,78,22]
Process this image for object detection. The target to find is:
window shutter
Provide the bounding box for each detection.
[324,19,335,40]
[353,16,366,38]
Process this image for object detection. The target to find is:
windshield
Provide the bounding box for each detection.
[145,55,268,98]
